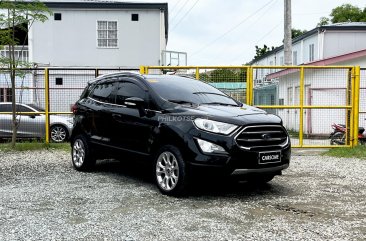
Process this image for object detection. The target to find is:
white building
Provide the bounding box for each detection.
[1,1,169,111]
[30,1,168,67]
[251,23,366,136]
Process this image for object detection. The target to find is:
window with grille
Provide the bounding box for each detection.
[292,51,298,65]
[0,88,12,102]
[97,21,118,48]
[309,44,315,62]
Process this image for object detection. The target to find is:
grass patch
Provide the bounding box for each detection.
[0,141,70,152]
[323,145,366,159]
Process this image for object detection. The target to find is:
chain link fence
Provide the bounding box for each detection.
[0,68,138,143]
[0,66,361,147]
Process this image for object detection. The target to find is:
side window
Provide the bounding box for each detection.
[0,104,12,112]
[16,105,33,112]
[90,82,116,103]
[115,82,147,105]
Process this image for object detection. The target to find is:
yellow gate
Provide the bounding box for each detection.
[141,65,360,148]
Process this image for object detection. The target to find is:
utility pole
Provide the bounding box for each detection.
[284,0,292,65]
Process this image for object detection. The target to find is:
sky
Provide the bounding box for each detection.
[130,0,366,66]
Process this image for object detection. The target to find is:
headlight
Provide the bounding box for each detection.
[193,118,238,135]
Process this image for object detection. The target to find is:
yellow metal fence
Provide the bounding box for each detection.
[0,66,361,147]
[141,65,361,148]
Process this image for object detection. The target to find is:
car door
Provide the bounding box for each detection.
[86,79,117,145]
[16,105,45,138]
[0,104,13,137]
[110,79,156,154]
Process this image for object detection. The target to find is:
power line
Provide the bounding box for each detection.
[229,22,281,63]
[171,0,199,31]
[201,0,279,64]
[190,0,276,57]
[170,0,182,15]
[170,0,190,24]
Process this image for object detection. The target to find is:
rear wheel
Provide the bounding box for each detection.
[154,145,189,196]
[330,132,345,145]
[50,125,68,143]
[71,135,96,171]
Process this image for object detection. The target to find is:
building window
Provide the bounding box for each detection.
[309,44,314,62]
[55,78,63,85]
[280,56,284,66]
[0,88,12,102]
[292,51,298,65]
[54,13,62,21]
[131,14,139,21]
[97,21,118,48]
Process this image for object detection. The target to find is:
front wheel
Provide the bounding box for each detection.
[50,125,68,142]
[71,135,96,171]
[154,145,189,196]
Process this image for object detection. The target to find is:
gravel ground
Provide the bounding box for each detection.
[0,149,365,241]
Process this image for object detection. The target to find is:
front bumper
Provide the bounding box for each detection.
[231,164,289,175]
[184,130,291,176]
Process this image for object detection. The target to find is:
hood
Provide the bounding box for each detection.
[169,104,282,126]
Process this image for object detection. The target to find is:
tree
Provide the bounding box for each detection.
[0,0,51,148]
[317,17,330,27]
[253,45,275,60]
[251,28,306,62]
[291,28,307,39]
[318,4,366,26]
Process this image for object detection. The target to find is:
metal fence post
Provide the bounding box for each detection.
[139,66,145,74]
[45,68,50,144]
[299,67,304,147]
[195,67,199,80]
[353,66,361,147]
[246,67,253,105]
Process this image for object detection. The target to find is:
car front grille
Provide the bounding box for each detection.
[235,125,288,149]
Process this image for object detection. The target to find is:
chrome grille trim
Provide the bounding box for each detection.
[234,125,289,150]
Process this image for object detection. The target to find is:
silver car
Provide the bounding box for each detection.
[0,102,73,142]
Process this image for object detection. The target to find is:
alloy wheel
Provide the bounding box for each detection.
[51,126,67,142]
[156,151,179,191]
[72,139,85,168]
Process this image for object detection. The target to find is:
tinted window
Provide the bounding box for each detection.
[116,82,146,105]
[27,104,44,112]
[16,105,33,112]
[0,104,11,112]
[147,76,238,106]
[90,82,116,103]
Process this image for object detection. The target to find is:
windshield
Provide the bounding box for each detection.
[27,104,45,112]
[147,76,239,106]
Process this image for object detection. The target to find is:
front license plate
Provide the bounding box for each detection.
[259,151,281,164]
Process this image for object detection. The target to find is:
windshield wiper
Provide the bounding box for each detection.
[192,92,228,97]
[167,99,195,105]
[201,102,238,106]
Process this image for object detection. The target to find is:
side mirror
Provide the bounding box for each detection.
[124,97,145,108]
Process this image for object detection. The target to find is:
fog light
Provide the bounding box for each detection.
[197,139,226,154]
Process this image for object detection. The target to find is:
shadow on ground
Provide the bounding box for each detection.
[91,158,293,198]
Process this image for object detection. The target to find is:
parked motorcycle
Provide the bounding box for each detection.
[330,121,366,145]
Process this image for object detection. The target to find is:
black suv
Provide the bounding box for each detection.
[71,72,290,195]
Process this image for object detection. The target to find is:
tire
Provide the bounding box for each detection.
[246,174,275,184]
[71,135,96,171]
[330,132,345,145]
[154,145,189,196]
[50,125,68,143]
